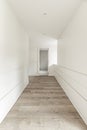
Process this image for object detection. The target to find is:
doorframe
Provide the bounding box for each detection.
[38,48,49,75]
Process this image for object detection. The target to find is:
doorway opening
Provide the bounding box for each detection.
[38,49,49,75]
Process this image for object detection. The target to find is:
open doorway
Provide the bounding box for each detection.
[38,49,49,75]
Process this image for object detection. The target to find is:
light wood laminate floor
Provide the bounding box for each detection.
[0,76,87,130]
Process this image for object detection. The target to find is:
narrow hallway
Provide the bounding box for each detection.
[0,76,87,130]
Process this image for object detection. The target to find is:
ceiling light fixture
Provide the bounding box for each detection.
[43,33,46,35]
[43,12,47,15]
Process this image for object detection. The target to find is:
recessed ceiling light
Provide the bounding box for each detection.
[43,33,46,35]
[43,12,47,15]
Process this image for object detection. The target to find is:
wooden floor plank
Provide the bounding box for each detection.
[0,76,87,130]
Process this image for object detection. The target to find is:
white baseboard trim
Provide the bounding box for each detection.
[54,65,87,125]
[0,80,28,124]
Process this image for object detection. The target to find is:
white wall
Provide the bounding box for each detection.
[0,0,29,123]
[55,1,87,125]
[29,33,57,76]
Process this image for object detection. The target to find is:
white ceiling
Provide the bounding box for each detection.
[8,0,82,38]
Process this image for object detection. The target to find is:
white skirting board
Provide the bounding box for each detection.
[0,80,28,124]
[54,65,87,125]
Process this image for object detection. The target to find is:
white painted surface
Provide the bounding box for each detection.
[55,1,87,124]
[8,0,81,38]
[0,0,29,123]
[29,33,57,76]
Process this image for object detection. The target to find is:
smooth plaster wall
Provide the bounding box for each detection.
[0,0,29,123]
[55,1,87,124]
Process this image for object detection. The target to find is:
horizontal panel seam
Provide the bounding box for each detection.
[55,73,87,124]
[55,70,87,101]
[57,68,87,91]
[0,81,26,102]
[56,65,87,77]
